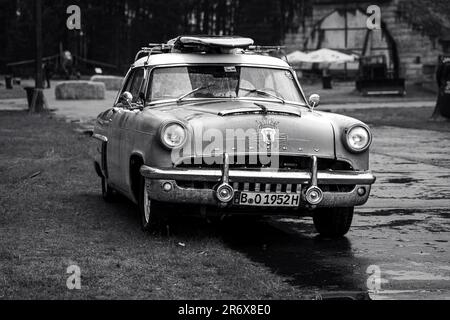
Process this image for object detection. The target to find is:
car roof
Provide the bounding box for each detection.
[133,52,290,69]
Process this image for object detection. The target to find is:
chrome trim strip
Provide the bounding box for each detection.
[311,155,318,187]
[140,166,376,185]
[92,133,108,142]
[222,153,230,184]
[218,106,301,117]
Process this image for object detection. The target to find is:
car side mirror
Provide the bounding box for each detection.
[308,94,320,110]
[120,91,133,108]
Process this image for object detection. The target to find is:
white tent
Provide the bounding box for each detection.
[302,48,356,64]
[285,50,309,64]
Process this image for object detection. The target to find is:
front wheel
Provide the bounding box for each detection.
[138,177,164,232]
[313,207,354,238]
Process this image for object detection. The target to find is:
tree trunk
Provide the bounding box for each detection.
[32,0,47,113]
[431,56,450,120]
[430,97,450,121]
[29,88,48,113]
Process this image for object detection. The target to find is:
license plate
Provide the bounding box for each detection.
[234,192,301,207]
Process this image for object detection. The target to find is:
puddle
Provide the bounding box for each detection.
[356,209,417,216]
[369,289,446,300]
[386,177,421,184]
[383,270,450,281]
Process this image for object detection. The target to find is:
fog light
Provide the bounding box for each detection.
[357,187,366,196]
[162,182,173,192]
[305,186,323,205]
[216,183,234,203]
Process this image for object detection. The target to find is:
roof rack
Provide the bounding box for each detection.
[246,45,285,55]
[134,43,173,62]
[133,36,286,62]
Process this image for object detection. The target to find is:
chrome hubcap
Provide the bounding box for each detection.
[143,185,151,223]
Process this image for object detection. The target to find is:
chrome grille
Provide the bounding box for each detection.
[176,155,353,171]
[175,180,354,193]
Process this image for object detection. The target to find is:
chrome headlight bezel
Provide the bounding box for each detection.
[342,124,372,153]
[159,121,188,149]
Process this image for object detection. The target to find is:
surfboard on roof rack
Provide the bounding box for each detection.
[173,35,254,49]
[133,35,285,62]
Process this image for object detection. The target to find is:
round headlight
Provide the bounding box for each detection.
[345,125,371,152]
[160,122,187,149]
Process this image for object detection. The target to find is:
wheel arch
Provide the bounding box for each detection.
[129,152,145,202]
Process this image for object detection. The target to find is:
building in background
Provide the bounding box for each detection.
[283,0,450,85]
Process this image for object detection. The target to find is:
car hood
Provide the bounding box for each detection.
[153,100,335,159]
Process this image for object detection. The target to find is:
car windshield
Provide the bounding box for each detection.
[147,65,305,104]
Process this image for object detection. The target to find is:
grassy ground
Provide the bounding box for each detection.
[0,110,305,299]
[0,86,26,99]
[334,107,450,132]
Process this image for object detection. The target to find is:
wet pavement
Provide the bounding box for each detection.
[222,125,450,300]
[1,90,448,300]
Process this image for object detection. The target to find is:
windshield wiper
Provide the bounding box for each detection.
[239,87,285,104]
[176,84,214,103]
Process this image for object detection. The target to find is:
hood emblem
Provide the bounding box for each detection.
[260,127,277,145]
[256,118,279,147]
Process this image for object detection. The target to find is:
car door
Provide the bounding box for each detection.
[107,67,145,191]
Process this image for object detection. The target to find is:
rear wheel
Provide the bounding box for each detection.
[138,177,163,232]
[313,207,354,238]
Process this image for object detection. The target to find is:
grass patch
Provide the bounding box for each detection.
[334,107,450,132]
[0,86,27,100]
[0,110,304,299]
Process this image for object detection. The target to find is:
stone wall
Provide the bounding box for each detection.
[283,0,446,83]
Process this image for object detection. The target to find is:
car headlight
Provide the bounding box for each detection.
[160,122,187,149]
[344,124,372,153]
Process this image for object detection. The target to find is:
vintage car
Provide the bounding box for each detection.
[92,36,376,237]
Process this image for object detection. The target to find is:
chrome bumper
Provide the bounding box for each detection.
[140,154,376,209]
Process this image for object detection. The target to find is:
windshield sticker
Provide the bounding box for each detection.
[224,66,237,73]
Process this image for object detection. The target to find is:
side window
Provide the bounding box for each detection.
[122,68,145,103]
[129,68,144,102]
[122,71,134,93]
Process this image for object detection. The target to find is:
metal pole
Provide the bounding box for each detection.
[35,0,43,89]
[30,0,47,113]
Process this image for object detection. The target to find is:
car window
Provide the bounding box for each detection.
[147,66,305,104]
[123,68,145,103]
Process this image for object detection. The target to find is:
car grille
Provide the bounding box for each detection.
[175,156,355,193]
[175,180,355,193]
[176,155,353,171]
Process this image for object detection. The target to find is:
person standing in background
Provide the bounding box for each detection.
[42,61,52,88]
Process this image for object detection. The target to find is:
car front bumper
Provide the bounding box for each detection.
[140,154,376,210]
